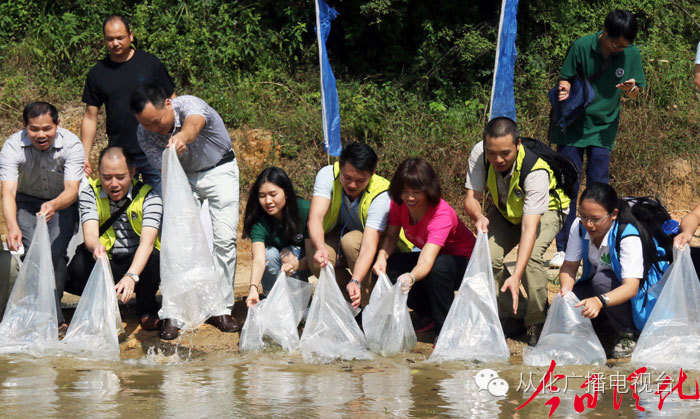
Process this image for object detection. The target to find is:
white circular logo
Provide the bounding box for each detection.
[475,369,509,397]
[615,68,625,78]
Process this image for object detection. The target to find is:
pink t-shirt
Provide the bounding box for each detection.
[388,198,475,257]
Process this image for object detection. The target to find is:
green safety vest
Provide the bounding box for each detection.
[486,145,571,224]
[89,178,161,253]
[322,162,413,252]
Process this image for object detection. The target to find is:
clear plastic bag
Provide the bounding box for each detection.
[300,264,372,362]
[523,292,606,366]
[158,147,226,331]
[430,231,509,363]
[240,272,313,352]
[362,273,416,356]
[59,255,122,360]
[0,215,58,354]
[632,246,700,370]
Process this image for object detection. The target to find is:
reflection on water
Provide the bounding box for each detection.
[0,353,699,417]
[0,359,58,417]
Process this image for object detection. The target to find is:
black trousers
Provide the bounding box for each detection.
[66,245,161,317]
[691,247,700,282]
[386,252,469,334]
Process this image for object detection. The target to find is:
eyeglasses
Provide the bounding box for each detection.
[579,213,611,226]
[609,38,632,49]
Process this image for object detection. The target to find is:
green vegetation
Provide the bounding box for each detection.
[1,0,699,211]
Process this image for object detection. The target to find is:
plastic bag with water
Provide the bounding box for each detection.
[523,292,606,366]
[0,215,58,354]
[239,272,313,353]
[60,255,122,360]
[159,147,226,331]
[300,264,372,362]
[632,246,700,370]
[430,231,509,363]
[362,273,416,357]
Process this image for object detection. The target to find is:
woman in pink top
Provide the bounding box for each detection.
[373,158,476,335]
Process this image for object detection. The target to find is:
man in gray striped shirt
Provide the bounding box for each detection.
[130,85,240,337]
[0,102,84,332]
[66,147,164,333]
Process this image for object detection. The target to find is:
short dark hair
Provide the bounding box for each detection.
[23,102,59,125]
[604,9,638,42]
[389,158,442,206]
[339,142,378,173]
[483,116,519,144]
[130,84,167,114]
[98,146,134,172]
[103,15,131,34]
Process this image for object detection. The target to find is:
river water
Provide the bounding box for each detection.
[1,346,698,418]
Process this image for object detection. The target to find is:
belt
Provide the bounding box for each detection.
[196,149,235,172]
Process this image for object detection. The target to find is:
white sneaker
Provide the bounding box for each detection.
[549,251,566,268]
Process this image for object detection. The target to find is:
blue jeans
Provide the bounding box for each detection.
[261,246,309,293]
[132,151,162,195]
[555,145,612,252]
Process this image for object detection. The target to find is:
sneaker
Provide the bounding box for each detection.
[412,315,435,333]
[612,332,637,358]
[549,251,566,268]
[527,323,544,346]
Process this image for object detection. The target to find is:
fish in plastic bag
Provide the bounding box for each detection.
[430,231,509,363]
[0,215,58,355]
[159,147,226,331]
[240,272,313,352]
[362,273,416,357]
[300,264,372,362]
[632,246,700,370]
[523,292,606,366]
[59,255,122,360]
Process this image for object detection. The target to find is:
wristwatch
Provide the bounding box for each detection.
[596,294,610,308]
[124,272,140,283]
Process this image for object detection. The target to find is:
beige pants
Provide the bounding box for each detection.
[306,229,375,307]
[488,206,564,326]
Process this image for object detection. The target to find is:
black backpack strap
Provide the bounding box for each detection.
[98,182,144,237]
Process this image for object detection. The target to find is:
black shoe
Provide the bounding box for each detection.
[500,317,526,338]
[160,319,180,340]
[527,323,544,346]
[611,332,637,358]
[206,314,241,333]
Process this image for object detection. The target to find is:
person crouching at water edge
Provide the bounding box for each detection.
[558,182,668,358]
[373,158,476,337]
[65,147,165,336]
[243,167,311,307]
[307,142,412,310]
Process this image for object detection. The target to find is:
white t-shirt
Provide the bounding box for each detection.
[695,40,700,64]
[464,141,554,215]
[312,165,390,232]
[564,218,644,279]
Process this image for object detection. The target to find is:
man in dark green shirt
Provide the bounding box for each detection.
[549,9,645,267]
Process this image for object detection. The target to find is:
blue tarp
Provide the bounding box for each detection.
[316,0,342,156]
[490,0,519,122]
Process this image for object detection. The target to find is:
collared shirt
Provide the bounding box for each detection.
[464,141,553,215]
[564,218,644,279]
[79,183,163,255]
[0,127,84,200]
[137,95,232,172]
[550,31,646,150]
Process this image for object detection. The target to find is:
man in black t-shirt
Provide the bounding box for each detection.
[81,15,175,193]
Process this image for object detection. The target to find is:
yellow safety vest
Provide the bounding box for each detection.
[322,162,413,252]
[89,178,161,253]
[486,145,571,224]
